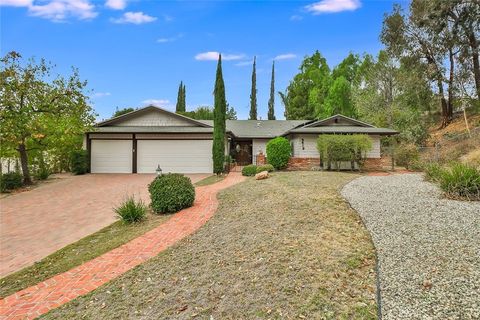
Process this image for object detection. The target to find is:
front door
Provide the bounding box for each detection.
[232,140,252,165]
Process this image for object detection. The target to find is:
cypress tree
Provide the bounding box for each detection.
[249,56,257,120]
[268,61,276,120]
[181,83,186,112]
[212,54,227,174]
[175,81,185,112]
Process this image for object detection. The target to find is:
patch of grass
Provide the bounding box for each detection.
[0,213,169,298]
[42,172,377,319]
[194,174,225,187]
[115,196,147,223]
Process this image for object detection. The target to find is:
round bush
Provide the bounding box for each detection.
[148,173,195,214]
[256,164,274,173]
[0,172,23,192]
[266,137,292,170]
[242,164,257,176]
[395,144,419,170]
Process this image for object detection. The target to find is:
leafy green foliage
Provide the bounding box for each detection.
[0,171,23,192]
[115,196,147,223]
[395,144,419,169]
[213,55,227,174]
[438,163,480,201]
[249,56,257,120]
[322,76,355,118]
[35,167,50,180]
[70,150,89,175]
[266,137,292,169]
[256,164,274,173]
[113,107,135,117]
[268,61,276,120]
[0,51,95,184]
[242,165,257,176]
[424,163,443,182]
[149,174,195,214]
[317,135,372,170]
[179,104,236,121]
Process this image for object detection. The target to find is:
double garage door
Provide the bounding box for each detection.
[91,139,213,174]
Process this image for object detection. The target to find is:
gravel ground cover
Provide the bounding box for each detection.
[42,172,377,319]
[342,173,480,320]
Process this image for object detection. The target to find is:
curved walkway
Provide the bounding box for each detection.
[342,173,480,320]
[0,173,244,320]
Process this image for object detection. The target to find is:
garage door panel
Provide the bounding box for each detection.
[137,140,212,174]
[91,140,132,173]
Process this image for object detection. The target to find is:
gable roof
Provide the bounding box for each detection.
[199,120,310,138]
[96,105,212,128]
[303,114,375,128]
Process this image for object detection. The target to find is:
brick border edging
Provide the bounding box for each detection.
[0,173,244,320]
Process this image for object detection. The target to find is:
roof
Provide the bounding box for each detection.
[96,105,212,128]
[303,114,375,128]
[199,120,310,138]
[90,126,215,134]
[288,126,399,135]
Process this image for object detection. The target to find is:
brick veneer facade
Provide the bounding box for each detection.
[256,152,266,165]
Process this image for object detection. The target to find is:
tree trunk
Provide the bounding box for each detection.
[447,48,455,121]
[437,78,450,129]
[467,28,480,99]
[17,143,32,185]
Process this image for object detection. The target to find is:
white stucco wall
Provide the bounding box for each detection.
[291,134,381,159]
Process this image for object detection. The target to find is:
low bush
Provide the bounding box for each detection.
[242,164,257,176]
[0,172,23,192]
[317,134,372,170]
[438,163,480,201]
[256,164,274,173]
[149,173,195,214]
[395,144,419,170]
[35,167,50,180]
[424,163,443,182]
[115,196,147,223]
[70,150,89,175]
[266,137,292,170]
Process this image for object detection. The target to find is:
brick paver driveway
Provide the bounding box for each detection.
[0,173,208,277]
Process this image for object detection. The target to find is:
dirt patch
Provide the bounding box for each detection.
[42,172,377,319]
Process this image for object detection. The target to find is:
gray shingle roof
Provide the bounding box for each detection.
[288,126,398,135]
[199,120,310,138]
[90,126,215,133]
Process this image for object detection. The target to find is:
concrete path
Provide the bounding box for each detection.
[0,173,208,277]
[0,172,243,320]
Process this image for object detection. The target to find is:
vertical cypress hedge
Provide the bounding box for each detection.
[175,81,185,113]
[268,61,276,120]
[249,56,257,120]
[213,55,227,174]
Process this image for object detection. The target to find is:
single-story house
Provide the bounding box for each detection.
[85,105,398,173]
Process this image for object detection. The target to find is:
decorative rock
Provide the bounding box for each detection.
[255,171,269,180]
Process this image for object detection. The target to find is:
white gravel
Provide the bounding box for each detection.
[341,173,480,320]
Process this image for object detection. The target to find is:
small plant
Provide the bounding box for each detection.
[438,163,480,201]
[0,172,23,192]
[70,150,89,175]
[395,144,419,170]
[256,164,274,173]
[242,164,257,176]
[149,173,195,214]
[266,137,292,170]
[424,163,443,182]
[114,196,147,223]
[35,167,50,180]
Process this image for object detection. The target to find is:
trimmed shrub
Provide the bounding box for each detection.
[70,150,89,175]
[115,196,147,223]
[256,164,274,173]
[149,173,195,214]
[0,172,23,192]
[242,164,257,176]
[438,163,480,201]
[317,134,372,170]
[395,144,419,170]
[266,137,292,170]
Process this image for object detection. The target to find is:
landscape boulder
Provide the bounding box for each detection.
[255,171,269,180]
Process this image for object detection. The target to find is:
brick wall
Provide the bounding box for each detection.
[287,157,321,171]
[256,152,266,165]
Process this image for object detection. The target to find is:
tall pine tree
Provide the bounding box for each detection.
[175,81,185,112]
[181,83,186,111]
[268,61,276,120]
[249,56,257,120]
[212,55,227,174]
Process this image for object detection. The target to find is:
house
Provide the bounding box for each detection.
[86,105,398,173]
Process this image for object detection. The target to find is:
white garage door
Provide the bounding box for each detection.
[91,140,132,173]
[137,140,213,174]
